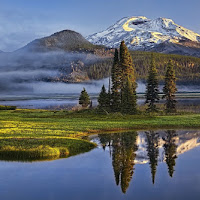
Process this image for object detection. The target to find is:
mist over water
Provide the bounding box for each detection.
[0,50,200,109]
[30,79,147,94]
[1,77,199,110]
[0,49,199,95]
[0,50,99,93]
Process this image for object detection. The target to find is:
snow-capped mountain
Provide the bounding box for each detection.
[87,16,200,56]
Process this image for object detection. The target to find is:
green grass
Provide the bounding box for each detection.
[0,108,200,161]
[0,138,96,162]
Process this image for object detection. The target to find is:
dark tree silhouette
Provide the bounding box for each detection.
[163,130,177,177]
[145,131,159,184]
[163,60,177,113]
[111,49,121,112]
[79,88,90,108]
[145,54,160,112]
[98,85,110,112]
[121,77,137,114]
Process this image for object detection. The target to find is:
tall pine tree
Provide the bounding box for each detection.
[145,53,160,112]
[111,49,121,112]
[121,78,137,114]
[119,41,137,114]
[98,85,110,112]
[163,60,177,113]
[120,41,135,86]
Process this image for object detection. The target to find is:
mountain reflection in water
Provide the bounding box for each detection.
[95,130,200,194]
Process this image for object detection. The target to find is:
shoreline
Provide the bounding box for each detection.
[0,108,200,161]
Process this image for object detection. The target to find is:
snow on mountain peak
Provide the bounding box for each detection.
[122,16,149,31]
[87,16,200,51]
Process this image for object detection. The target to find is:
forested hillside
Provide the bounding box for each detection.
[132,51,200,83]
[84,51,200,83]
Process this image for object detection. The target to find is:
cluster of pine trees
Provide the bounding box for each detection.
[98,41,137,114]
[79,41,178,113]
[145,54,177,112]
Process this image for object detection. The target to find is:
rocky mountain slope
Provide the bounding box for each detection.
[87,16,200,57]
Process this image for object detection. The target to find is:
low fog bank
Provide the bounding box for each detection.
[1,77,199,98]
[0,51,100,93]
[0,50,199,96]
[31,78,147,94]
[1,77,200,110]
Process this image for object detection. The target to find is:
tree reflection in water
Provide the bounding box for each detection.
[163,130,178,177]
[98,130,180,193]
[145,131,159,184]
[98,132,138,194]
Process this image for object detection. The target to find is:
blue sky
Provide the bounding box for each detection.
[0,0,200,51]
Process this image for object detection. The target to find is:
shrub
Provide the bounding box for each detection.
[0,105,17,110]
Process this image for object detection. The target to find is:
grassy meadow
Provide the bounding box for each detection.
[0,108,200,161]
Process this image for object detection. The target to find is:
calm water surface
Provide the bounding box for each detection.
[0,130,200,200]
[0,83,199,110]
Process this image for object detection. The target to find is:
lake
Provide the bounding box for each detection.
[0,130,200,200]
[1,92,200,111]
[0,80,200,110]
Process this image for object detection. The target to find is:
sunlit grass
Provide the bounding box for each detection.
[1,109,200,136]
[0,108,200,161]
[0,137,96,162]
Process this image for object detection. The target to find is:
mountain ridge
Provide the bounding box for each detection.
[17,29,108,54]
[87,16,200,57]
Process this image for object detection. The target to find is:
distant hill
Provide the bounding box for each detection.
[18,30,106,53]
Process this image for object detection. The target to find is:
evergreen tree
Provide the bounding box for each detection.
[108,76,112,109]
[120,41,136,86]
[121,78,137,114]
[79,88,90,108]
[111,49,121,112]
[98,85,110,112]
[119,41,137,113]
[145,53,160,112]
[163,60,177,113]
